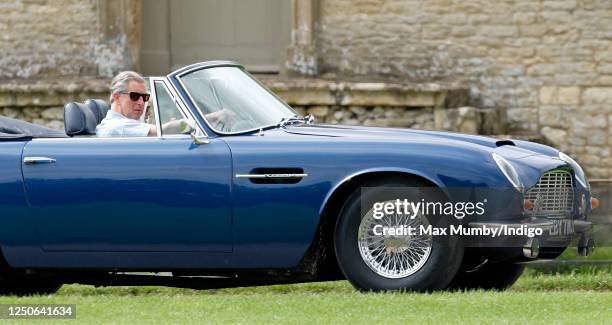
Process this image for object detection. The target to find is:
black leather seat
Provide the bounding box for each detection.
[64,99,109,136]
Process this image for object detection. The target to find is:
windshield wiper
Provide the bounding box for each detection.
[279,114,315,128]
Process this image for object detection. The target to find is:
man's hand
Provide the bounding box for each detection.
[161,119,189,134]
[146,119,194,136]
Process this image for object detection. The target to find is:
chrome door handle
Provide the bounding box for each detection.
[23,157,56,165]
[235,173,308,179]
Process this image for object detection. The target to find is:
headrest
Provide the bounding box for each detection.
[85,99,109,124]
[64,99,110,136]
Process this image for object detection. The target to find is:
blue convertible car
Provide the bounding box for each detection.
[0,61,597,294]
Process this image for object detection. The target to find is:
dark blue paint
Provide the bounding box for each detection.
[0,61,589,269]
[21,137,232,253]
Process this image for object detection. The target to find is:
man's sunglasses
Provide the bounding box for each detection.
[121,91,150,102]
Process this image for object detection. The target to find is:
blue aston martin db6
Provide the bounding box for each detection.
[0,61,597,294]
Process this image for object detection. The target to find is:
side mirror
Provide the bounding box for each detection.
[182,120,210,145]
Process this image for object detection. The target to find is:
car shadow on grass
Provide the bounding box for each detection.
[51,270,612,297]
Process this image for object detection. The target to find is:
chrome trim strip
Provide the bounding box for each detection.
[235,173,308,179]
[29,136,211,144]
[148,77,163,138]
[30,137,175,142]
[170,61,242,79]
[160,134,211,144]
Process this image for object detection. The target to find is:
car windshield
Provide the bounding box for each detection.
[179,66,296,134]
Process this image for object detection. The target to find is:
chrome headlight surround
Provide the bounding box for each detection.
[559,152,590,190]
[492,153,523,192]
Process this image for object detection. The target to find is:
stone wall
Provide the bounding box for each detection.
[0,78,108,130]
[264,76,507,134]
[315,0,612,178]
[0,0,138,78]
[2,77,490,136]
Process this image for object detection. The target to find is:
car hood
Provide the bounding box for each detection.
[282,124,543,159]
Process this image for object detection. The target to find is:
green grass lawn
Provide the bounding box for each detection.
[0,271,609,324]
[559,246,612,260]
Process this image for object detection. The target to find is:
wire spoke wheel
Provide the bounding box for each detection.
[357,202,432,279]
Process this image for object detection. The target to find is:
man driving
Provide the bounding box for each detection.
[96,71,160,137]
[97,71,234,137]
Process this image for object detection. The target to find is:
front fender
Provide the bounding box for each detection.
[318,167,447,216]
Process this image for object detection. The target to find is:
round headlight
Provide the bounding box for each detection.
[559,152,590,189]
[492,153,523,191]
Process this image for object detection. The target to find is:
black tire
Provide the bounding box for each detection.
[0,252,62,296]
[447,259,525,291]
[334,178,463,292]
[0,277,62,296]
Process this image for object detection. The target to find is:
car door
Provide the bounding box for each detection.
[21,79,232,253]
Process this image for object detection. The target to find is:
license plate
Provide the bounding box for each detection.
[549,219,574,236]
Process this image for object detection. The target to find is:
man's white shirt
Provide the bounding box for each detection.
[96,110,151,137]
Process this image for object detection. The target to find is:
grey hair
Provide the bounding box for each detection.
[109,71,146,104]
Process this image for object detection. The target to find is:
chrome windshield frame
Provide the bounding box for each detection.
[174,62,297,136]
[150,77,208,139]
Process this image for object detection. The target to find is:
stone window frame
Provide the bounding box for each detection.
[99,0,319,75]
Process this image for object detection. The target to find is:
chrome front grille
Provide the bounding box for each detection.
[524,169,574,217]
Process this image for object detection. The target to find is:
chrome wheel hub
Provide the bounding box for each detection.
[357,204,432,279]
